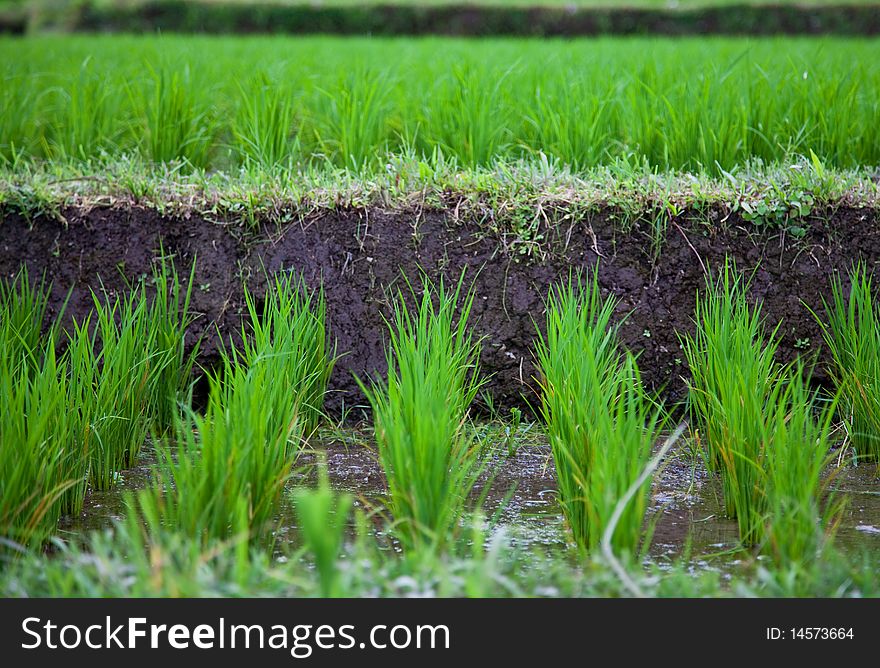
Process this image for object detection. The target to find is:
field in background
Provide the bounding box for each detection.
[2,35,879,173]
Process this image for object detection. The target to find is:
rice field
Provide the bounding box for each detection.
[2,36,880,173]
[1,256,879,597]
[1,27,880,601]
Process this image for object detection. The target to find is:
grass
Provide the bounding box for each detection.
[359,274,486,552]
[292,457,353,597]
[0,344,85,551]
[2,152,876,239]
[3,36,880,174]
[148,250,200,432]
[0,270,85,551]
[135,270,329,545]
[814,264,880,464]
[237,270,335,434]
[3,502,878,598]
[535,270,668,555]
[682,261,840,557]
[66,285,164,490]
[136,354,302,546]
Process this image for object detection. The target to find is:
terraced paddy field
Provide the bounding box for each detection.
[1,33,879,599]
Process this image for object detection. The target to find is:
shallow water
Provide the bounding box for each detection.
[60,425,880,573]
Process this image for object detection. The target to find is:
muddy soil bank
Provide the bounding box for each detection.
[2,205,878,415]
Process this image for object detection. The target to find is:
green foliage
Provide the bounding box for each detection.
[359,274,486,552]
[4,35,880,173]
[67,285,164,490]
[535,269,667,555]
[137,354,303,546]
[683,261,839,558]
[148,252,200,432]
[292,458,353,597]
[815,264,880,463]
[239,271,334,434]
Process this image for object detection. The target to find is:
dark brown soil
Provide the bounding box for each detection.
[2,204,879,416]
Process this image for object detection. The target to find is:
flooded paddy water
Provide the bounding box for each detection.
[59,424,880,578]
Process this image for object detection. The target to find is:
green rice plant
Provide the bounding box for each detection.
[0,69,45,165]
[292,457,353,598]
[813,265,880,463]
[233,73,298,168]
[535,271,667,555]
[4,36,880,172]
[238,271,335,434]
[425,64,512,168]
[359,274,486,552]
[67,285,163,490]
[138,66,214,168]
[312,68,391,170]
[680,260,839,553]
[0,267,56,375]
[147,252,200,432]
[0,345,85,551]
[48,59,123,161]
[761,364,841,565]
[680,260,782,474]
[138,351,304,546]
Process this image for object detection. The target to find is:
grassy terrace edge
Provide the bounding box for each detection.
[5,1,880,36]
[2,157,878,231]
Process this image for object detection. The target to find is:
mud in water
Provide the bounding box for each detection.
[3,205,880,415]
[60,427,880,573]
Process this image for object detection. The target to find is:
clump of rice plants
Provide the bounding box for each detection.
[1,269,87,549]
[761,364,841,565]
[238,271,335,434]
[147,252,200,432]
[683,261,840,556]
[139,66,214,168]
[0,267,56,374]
[313,68,391,170]
[359,275,486,552]
[681,261,780,543]
[535,270,667,555]
[233,73,298,169]
[814,264,880,463]
[138,356,303,546]
[681,261,782,475]
[67,285,164,490]
[135,271,329,545]
[292,457,353,598]
[0,345,86,551]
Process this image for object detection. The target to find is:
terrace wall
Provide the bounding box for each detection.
[2,205,877,415]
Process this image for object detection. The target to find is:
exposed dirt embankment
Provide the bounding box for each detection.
[2,205,878,414]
